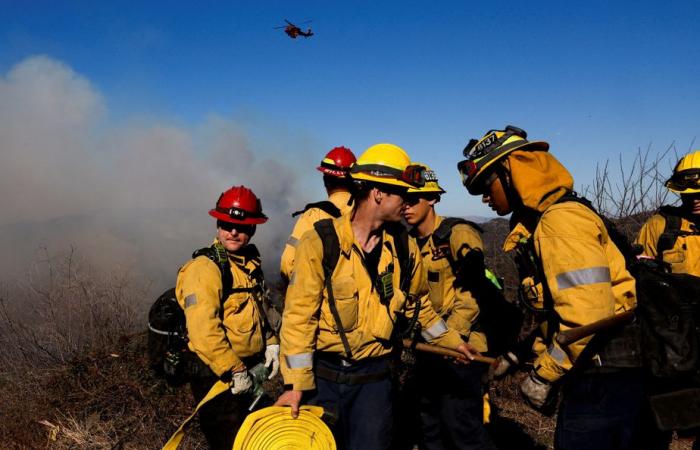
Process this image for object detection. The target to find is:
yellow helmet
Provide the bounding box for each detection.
[457,125,549,195]
[407,163,446,194]
[350,143,425,189]
[665,150,700,194]
[233,405,336,449]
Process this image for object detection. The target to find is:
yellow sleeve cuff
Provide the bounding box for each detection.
[281,368,316,391]
[533,351,567,383]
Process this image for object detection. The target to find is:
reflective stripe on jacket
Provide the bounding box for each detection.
[420,215,487,352]
[280,190,353,281]
[635,213,700,277]
[280,213,464,391]
[176,243,277,377]
[505,201,636,382]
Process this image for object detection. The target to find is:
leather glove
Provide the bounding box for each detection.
[264,344,280,380]
[489,351,519,380]
[520,371,552,410]
[230,370,253,395]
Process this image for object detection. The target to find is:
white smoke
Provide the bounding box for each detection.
[0,55,318,295]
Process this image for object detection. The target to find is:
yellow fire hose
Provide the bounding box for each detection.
[161,381,335,450]
[233,406,335,449]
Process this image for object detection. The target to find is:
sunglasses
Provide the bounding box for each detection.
[217,220,256,235]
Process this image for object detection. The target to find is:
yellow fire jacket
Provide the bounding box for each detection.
[503,150,636,383]
[280,190,353,282]
[418,215,487,352]
[280,213,465,391]
[176,243,278,377]
[635,211,700,277]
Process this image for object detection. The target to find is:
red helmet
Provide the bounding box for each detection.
[317,146,356,177]
[208,185,268,225]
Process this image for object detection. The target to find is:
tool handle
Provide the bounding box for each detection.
[403,339,496,365]
[556,310,635,347]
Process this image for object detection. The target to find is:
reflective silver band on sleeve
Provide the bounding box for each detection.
[421,319,449,341]
[556,267,611,290]
[285,352,313,369]
[547,344,567,364]
[286,236,299,247]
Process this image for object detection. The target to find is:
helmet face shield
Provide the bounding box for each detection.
[666,168,700,193]
[351,162,426,188]
[666,151,700,194]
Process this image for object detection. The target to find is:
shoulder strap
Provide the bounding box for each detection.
[292,201,342,218]
[657,206,684,256]
[313,219,353,360]
[192,244,256,300]
[385,222,412,292]
[432,217,483,247]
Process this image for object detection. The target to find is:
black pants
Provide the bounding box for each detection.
[308,355,393,450]
[190,376,251,450]
[554,369,645,450]
[416,354,496,450]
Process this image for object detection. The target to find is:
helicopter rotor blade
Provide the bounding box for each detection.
[284,19,293,25]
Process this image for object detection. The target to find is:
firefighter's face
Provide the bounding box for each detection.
[403,195,435,226]
[681,193,700,216]
[216,221,254,253]
[377,186,407,222]
[482,174,512,216]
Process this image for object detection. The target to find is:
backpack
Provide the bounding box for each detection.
[147,243,268,385]
[312,219,413,360]
[431,218,523,356]
[292,201,342,218]
[555,195,700,430]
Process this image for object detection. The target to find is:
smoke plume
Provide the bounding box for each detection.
[0,55,317,297]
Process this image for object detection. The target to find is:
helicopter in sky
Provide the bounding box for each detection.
[275,19,314,39]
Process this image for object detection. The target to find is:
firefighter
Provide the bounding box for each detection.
[280,146,357,283]
[175,185,279,450]
[275,143,479,450]
[402,164,497,450]
[458,126,644,450]
[636,150,700,276]
[635,150,700,450]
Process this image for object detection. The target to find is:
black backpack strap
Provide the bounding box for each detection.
[192,243,235,299]
[313,219,353,360]
[657,206,684,256]
[385,222,413,293]
[432,217,483,248]
[292,201,342,218]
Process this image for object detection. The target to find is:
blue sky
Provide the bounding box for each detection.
[2,0,699,218]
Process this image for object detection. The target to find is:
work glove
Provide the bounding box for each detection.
[264,344,280,380]
[231,370,253,395]
[520,371,552,411]
[489,351,519,380]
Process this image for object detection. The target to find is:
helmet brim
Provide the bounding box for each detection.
[316,166,348,177]
[208,209,268,224]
